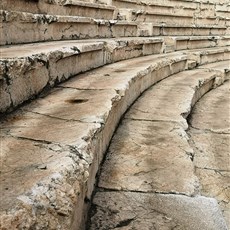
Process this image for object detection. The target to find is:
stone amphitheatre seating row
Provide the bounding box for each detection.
[88,61,230,229]
[1,40,229,114]
[0,0,229,229]
[0,48,229,229]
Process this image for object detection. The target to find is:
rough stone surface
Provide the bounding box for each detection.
[188,81,230,226]
[88,191,228,230]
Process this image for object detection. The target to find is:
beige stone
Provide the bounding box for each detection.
[188,81,230,226]
[89,192,228,230]
[99,119,198,195]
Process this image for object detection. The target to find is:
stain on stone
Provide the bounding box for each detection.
[65,99,89,104]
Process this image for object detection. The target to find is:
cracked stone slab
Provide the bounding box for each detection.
[1,111,101,148]
[88,191,228,230]
[21,87,118,123]
[125,68,221,129]
[98,119,199,196]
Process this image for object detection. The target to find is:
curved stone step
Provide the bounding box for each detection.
[0,10,138,45]
[188,81,230,226]
[1,0,116,20]
[0,37,164,114]
[0,52,189,229]
[1,45,229,114]
[88,60,229,229]
[140,24,228,37]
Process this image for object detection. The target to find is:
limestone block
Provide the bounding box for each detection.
[163,26,193,36]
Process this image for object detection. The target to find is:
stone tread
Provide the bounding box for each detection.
[0,38,163,59]
[88,61,229,229]
[1,0,116,19]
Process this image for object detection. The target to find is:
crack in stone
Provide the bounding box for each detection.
[57,85,106,91]
[189,124,230,135]
[96,186,195,198]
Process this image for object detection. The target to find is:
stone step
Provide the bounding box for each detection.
[188,81,230,226]
[1,40,229,114]
[1,51,228,229]
[1,0,116,20]
[119,9,194,25]
[0,10,138,45]
[0,37,164,114]
[88,60,230,229]
[174,35,230,51]
[139,24,228,37]
[119,8,228,27]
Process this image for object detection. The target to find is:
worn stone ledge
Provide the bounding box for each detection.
[138,23,228,37]
[1,0,116,19]
[0,10,138,45]
[0,37,164,114]
[0,45,229,115]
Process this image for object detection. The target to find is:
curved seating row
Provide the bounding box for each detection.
[87,60,230,229]
[1,38,229,114]
[0,48,229,229]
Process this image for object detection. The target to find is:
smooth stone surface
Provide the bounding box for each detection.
[98,119,198,195]
[88,191,228,230]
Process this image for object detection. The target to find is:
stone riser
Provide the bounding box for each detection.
[0,11,138,45]
[113,0,229,17]
[1,0,116,20]
[1,50,229,229]
[139,24,228,37]
[0,38,164,114]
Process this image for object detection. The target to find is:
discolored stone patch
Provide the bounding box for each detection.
[88,191,228,230]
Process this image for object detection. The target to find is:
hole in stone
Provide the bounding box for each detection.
[65,99,89,104]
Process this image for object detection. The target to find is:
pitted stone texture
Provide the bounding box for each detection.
[88,191,228,230]
[0,136,89,230]
[99,119,198,195]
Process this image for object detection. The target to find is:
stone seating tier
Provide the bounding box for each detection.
[0,0,229,229]
[1,52,229,229]
[1,10,229,45]
[1,0,117,19]
[1,39,229,114]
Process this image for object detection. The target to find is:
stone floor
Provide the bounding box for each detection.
[87,66,230,229]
